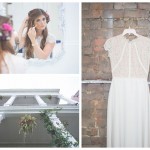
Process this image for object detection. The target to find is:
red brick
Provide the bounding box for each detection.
[124,19,137,28]
[91,127,99,136]
[82,127,87,135]
[148,74,150,81]
[82,135,91,145]
[137,19,150,28]
[82,108,95,119]
[97,100,108,109]
[114,3,124,9]
[90,100,99,108]
[124,3,137,9]
[97,49,109,60]
[90,3,104,10]
[91,9,102,18]
[82,47,93,55]
[82,3,90,10]
[92,38,106,52]
[82,69,92,79]
[136,28,148,36]
[90,137,101,145]
[97,61,112,80]
[101,19,113,28]
[83,93,98,102]
[87,127,99,136]
[113,28,124,36]
[87,84,101,92]
[98,55,110,69]
[82,19,91,29]
[90,19,102,29]
[82,56,96,68]
[90,3,113,10]
[96,118,107,128]
[102,3,114,10]
[103,92,109,101]
[94,38,106,46]
[82,9,101,19]
[102,10,124,19]
[82,7,103,19]
[82,28,92,42]
[82,84,88,93]
[82,68,98,80]
[94,46,104,52]
[114,3,137,9]
[96,109,107,119]
[97,72,112,81]
[82,39,91,47]
[94,28,113,39]
[113,19,124,28]
[82,10,91,19]
[124,10,149,18]
[138,3,150,10]
[103,84,111,92]
[99,128,107,137]
[91,137,106,147]
[82,118,96,127]
[93,93,104,101]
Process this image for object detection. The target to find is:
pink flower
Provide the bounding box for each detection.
[2,23,12,32]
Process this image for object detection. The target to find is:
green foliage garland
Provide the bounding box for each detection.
[40,110,78,147]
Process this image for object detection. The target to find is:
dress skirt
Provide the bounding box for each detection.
[107,77,150,147]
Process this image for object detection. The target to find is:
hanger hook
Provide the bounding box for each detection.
[129,18,134,28]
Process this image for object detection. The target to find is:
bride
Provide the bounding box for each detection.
[18,8,56,59]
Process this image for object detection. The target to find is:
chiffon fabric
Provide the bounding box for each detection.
[2,53,27,73]
[104,34,150,147]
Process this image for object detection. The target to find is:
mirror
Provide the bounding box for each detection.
[8,3,64,59]
[0,2,79,74]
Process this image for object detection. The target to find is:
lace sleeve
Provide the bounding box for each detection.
[46,34,56,44]
[104,38,113,57]
[104,38,112,51]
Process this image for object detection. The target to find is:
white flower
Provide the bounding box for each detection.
[6,36,10,40]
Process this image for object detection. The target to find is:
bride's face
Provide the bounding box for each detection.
[34,15,47,30]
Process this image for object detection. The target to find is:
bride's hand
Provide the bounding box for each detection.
[27,27,36,42]
[22,16,29,28]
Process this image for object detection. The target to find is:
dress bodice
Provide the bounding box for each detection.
[104,34,150,78]
[23,33,56,59]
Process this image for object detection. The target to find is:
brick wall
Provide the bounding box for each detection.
[82,3,150,147]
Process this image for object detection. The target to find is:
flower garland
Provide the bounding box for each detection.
[19,114,37,142]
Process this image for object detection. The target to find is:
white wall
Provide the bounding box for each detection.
[62,3,79,74]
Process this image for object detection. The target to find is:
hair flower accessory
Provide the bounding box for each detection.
[2,23,12,32]
[0,23,13,41]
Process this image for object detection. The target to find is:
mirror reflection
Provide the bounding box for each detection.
[18,8,56,60]
[0,3,79,74]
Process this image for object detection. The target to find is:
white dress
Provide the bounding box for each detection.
[104,34,150,147]
[2,53,27,74]
[23,29,56,59]
[34,34,56,58]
